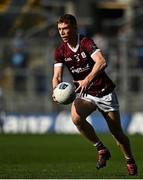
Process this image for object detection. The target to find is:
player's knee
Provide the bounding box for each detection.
[71,101,85,126]
[71,114,82,126]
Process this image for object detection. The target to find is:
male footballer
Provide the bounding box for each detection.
[52,14,138,176]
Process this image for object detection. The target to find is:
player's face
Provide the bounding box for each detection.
[58,22,76,43]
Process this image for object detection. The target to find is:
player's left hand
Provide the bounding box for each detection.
[73,79,89,97]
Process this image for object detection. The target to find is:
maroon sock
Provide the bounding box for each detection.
[127,158,136,164]
[95,141,106,151]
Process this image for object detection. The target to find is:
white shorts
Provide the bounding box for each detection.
[77,91,119,112]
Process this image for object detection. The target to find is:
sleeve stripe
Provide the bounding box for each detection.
[91,49,101,58]
[54,63,63,67]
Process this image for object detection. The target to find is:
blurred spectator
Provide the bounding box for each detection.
[79,24,88,36]
[135,34,143,69]
[9,30,29,93]
[118,25,132,43]
[118,26,141,92]
[136,46,143,68]
[34,66,48,95]
[92,32,109,60]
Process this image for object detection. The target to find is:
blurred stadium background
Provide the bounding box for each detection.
[0,0,143,134]
[0,0,143,178]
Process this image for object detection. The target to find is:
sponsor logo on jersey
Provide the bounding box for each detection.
[70,64,90,74]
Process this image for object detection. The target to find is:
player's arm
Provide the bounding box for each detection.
[75,51,107,95]
[52,65,63,102]
[85,51,107,83]
[52,65,63,90]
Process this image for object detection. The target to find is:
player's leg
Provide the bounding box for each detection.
[101,110,132,157]
[101,110,137,175]
[71,98,98,143]
[71,98,111,169]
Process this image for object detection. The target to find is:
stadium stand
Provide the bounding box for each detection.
[0,0,143,114]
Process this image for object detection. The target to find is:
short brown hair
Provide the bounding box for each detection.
[57,14,77,27]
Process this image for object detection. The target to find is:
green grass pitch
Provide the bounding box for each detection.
[0,133,142,179]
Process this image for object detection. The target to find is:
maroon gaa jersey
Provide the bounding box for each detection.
[54,34,115,97]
